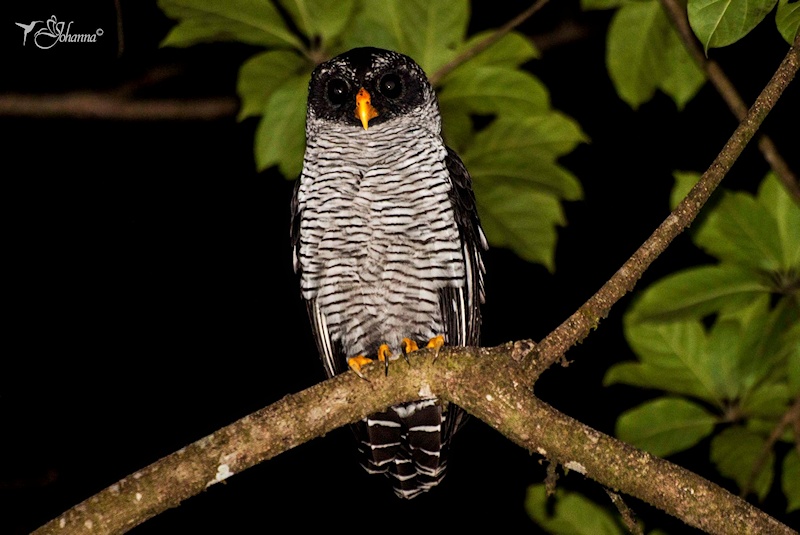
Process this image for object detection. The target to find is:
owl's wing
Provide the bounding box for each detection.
[290,178,346,379]
[441,146,487,349]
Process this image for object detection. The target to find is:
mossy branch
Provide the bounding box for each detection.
[33,346,795,535]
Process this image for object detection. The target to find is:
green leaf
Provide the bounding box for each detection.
[659,26,706,109]
[159,0,303,48]
[732,296,799,391]
[705,318,747,399]
[627,265,769,322]
[670,171,701,210]
[459,113,586,269]
[525,484,624,535]
[340,3,401,52]
[468,157,582,201]
[605,362,703,399]
[237,51,308,120]
[276,0,355,41]
[695,190,786,272]
[254,75,309,176]
[472,181,564,271]
[776,0,800,44]
[711,426,774,500]
[688,0,779,52]
[741,383,790,419]
[616,397,717,457]
[757,172,800,271]
[784,450,800,512]
[437,67,550,117]
[607,1,671,108]
[343,0,469,74]
[461,114,588,162]
[617,319,724,403]
[448,30,539,73]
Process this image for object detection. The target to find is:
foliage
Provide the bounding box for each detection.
[606,172,799,505]
[525,1,798,530]
[525,484,669,535]
[157,0,587,271]
[583,0,799,109]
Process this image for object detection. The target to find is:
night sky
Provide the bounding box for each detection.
[2,1,798,533]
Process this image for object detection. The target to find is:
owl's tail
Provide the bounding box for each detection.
[353,398,466,499]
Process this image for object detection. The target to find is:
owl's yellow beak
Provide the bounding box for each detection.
[355,87,379,130]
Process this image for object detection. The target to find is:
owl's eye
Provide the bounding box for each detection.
[378,73,403,99]
[326,78,350,106]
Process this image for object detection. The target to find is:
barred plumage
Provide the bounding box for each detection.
[291,47,486,499]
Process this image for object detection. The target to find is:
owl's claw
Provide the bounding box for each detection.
[348,355,374,380]
[378,344,391,376]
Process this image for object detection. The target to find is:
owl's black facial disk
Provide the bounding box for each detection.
[307,47,431,129]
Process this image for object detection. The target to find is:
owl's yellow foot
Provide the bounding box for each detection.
[348,344,393,379]
[402,335,445,359]
[348,355,374,379]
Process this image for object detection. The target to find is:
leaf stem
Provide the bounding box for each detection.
[742,395,800,497]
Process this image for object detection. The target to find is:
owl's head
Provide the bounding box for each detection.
[306,47,438,132]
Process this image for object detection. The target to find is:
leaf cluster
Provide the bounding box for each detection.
[157,0,588,270]
[584,0,799,109]
[607,172,799,509]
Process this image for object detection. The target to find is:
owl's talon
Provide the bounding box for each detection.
[402,338,419,353]
[428,335,445,361]
[378,344,392,376]
[348,355,374,380]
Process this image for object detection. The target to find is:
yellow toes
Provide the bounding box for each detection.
[402,338,419,353]
[348,355,374,378]
[426,335,445,349]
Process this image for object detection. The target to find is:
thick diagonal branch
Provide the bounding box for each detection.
[528,33,800,377]
[32,347,795,535]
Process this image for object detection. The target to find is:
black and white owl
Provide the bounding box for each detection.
[291,47,486,498]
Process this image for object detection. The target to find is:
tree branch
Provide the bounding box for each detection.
[33,346,796,535]
[659,0,800,205]
[0,92,238,120]
[743,395,800,497]
[527,32,800,377]
[429,0,549,85]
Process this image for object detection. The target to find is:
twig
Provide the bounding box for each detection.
[528,33,800,376]
[31,345,796,535]
[742,396,800,497]
[605,489,643,535]
[429,0,550,85]
[0,92,238,120]
[659,0,800,205]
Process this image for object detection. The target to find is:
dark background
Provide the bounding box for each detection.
[2,1,798,533]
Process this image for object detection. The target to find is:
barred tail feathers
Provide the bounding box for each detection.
[354,399,464,499]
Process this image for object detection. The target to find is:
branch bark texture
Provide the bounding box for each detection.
[33,348,795,535]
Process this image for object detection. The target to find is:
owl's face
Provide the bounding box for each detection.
[306,47,436,131]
